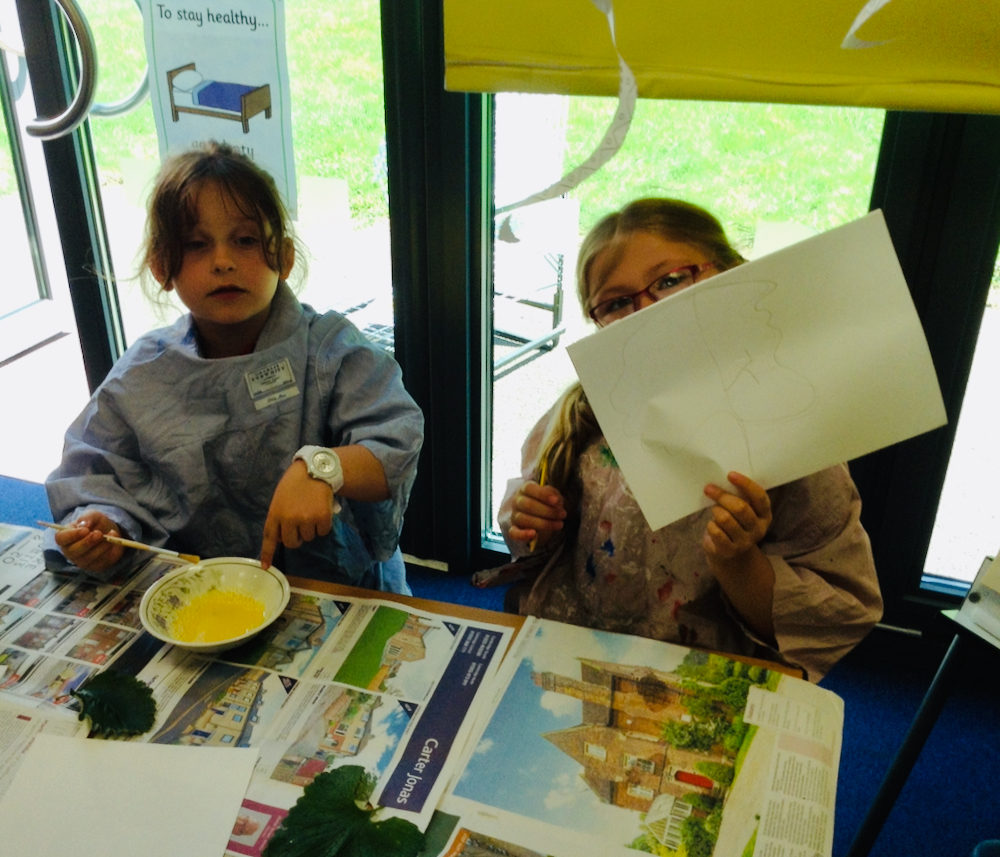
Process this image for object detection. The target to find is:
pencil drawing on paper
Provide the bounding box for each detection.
[609,278,816,475]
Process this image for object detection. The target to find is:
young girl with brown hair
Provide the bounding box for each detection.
[499,198,881,680]
[45,142,423,592]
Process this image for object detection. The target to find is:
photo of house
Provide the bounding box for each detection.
[150,663,290,748]
[270,683,409,789]
[535,659,733,841]
[332,606,448,700]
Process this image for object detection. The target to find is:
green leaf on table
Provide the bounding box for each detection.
[69,670,157,738]
[339,816,426,857]
[263,766,425,857]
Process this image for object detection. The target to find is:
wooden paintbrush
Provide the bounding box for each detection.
[37,521,200,564]
[528,457,549,553]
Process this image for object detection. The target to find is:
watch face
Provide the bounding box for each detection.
[313,451,339,476]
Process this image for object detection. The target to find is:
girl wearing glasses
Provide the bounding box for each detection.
[498,198,881,681]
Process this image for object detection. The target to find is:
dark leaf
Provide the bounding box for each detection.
[70,670,156,738]
[341,816,426,857]
[264,767,425,857]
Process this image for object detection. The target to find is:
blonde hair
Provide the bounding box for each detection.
[535,198,745,517]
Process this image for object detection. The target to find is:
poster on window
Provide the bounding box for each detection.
[139,0,297,215]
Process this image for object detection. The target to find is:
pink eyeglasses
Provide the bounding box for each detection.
[588,263,716,326]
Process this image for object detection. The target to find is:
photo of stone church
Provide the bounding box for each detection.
[535,658,735,851]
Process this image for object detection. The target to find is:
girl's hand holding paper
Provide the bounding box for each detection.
[702,471,773,561]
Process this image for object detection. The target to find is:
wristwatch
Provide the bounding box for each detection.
[294,445,345,495]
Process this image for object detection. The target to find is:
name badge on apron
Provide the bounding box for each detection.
[245,358,300,410]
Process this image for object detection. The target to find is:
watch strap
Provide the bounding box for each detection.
[293,445,345,495]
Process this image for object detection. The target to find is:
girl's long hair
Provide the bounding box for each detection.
[534,198,746,518]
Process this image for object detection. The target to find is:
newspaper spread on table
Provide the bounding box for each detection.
[0,525,844,857]
[0,525,513,851]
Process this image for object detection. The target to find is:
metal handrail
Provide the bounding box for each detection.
[25,0,97,139]
[0,33,25,56]
[90,0,148,118]
[6,0,148,123]
[89,69,148,118]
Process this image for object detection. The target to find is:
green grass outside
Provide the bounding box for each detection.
[331,606,408,689]
[564,96,887,245]
[0,134,10,197]
[76,0,387,225]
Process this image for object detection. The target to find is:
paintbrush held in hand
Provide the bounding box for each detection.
[37,521,200,564]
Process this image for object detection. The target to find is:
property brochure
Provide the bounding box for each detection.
[435,618,843,857]
[0,526,514,853]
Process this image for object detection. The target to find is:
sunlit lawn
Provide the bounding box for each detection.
[565,96,886,246]
[79,0,388,225]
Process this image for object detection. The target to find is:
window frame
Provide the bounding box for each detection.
[851,111,1000,633]
[17,0,125,390]
[381,0,504,573]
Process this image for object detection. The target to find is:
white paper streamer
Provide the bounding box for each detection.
[495,0,637,215]
[842,0,895,49]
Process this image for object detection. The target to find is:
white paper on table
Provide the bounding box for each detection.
[567,210,947,530]
[960,554,1000,641]
[980,552,1000,594]
[0,734,259,857]
[0,700,88,802]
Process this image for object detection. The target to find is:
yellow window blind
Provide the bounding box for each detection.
[444,0,1000,113]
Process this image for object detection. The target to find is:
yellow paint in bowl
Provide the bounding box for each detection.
[169,589,266,644]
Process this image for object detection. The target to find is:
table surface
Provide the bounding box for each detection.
[290,576,804,678]
[945,606,1000,650]
[287,575,526,632]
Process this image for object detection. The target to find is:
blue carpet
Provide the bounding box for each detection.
[407,564,510,613]
[0,474,52,526]
[822,627,1000,857]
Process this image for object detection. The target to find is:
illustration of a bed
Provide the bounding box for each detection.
[167,63,271,133]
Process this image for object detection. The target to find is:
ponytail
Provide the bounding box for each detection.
[534,382,602,526]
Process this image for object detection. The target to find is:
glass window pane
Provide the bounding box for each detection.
[0,117,39,316]
[0,48,43,317]
[85,0,163,342]
[488,95,886,540]
[923,266,1000,584]
[0,7,90,483]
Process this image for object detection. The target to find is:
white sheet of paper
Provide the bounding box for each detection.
[981,552,1000,593]
[0,734,259,857]
[567,210,947,530]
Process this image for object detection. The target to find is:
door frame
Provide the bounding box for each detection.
[17,0,124,390]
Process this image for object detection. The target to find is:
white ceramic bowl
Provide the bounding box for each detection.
[139,557,290,653]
